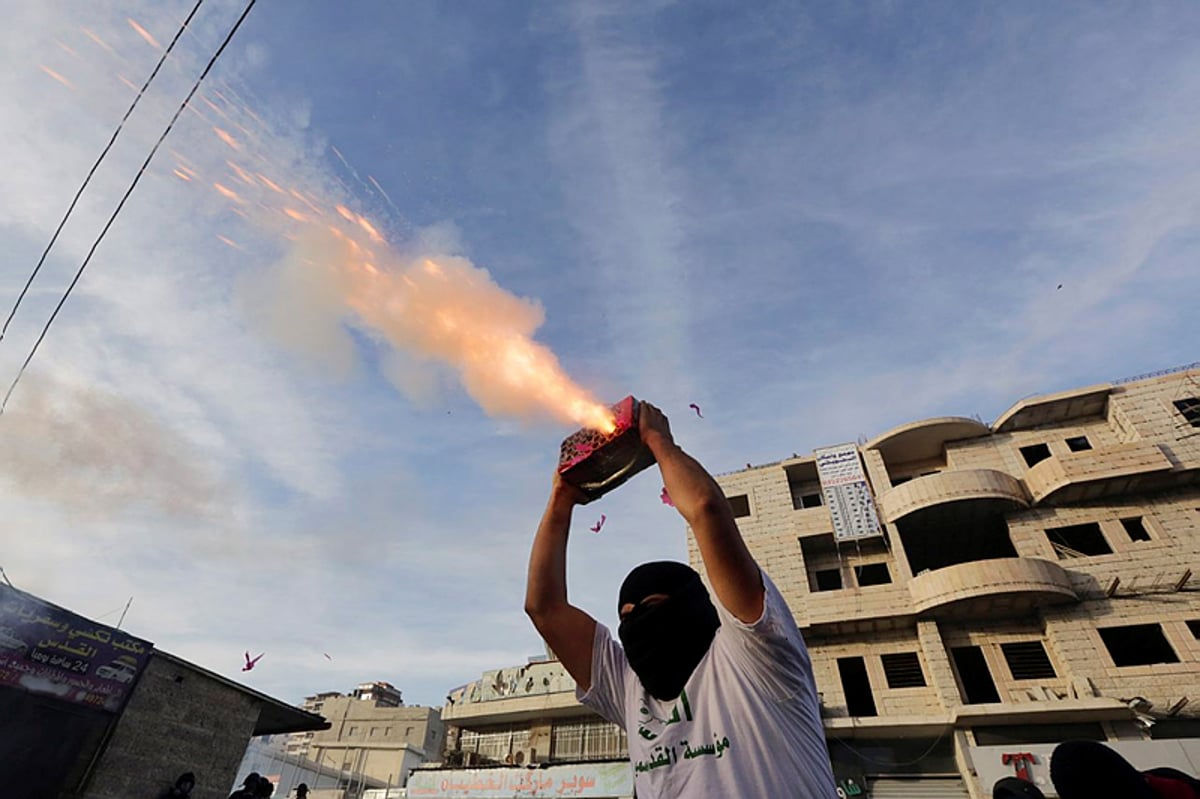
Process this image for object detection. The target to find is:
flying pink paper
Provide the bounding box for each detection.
[688,403,703,418]
[589,514,607,533]
[242,651,264,672]
[660,487,675,507]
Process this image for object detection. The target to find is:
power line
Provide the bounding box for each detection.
[0,0,206,343]
[0,0,261,415]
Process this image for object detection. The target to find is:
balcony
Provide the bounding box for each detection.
[1024,441,1177,505]
[881,469,1029,524]
[993,384,1111,433]
[909,558,1077,619]
[865,416,991,464]
[442,661,586,726]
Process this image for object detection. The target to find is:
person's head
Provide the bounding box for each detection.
[243,773,261,789]
[254,776,275,798]
[296,784,309,798]
[993,776,1044,799]
[1051,740,1156,799]
[617,561,719,701]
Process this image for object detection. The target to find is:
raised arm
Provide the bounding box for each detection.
[640,402,764,622]
[524,472,599,691]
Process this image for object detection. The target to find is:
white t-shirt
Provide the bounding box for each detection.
[579,570,837,798]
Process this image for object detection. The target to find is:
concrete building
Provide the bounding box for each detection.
[285,682,446,790]
[703,365,1200,798]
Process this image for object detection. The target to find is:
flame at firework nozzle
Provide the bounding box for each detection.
[558,396,657,504]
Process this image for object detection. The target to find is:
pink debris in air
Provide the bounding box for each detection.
[589,514,607,533]
[242,651,264,671]
[660,487,675,507]
[688,403,703,418]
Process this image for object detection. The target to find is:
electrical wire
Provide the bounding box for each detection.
[0,0,260,414]
[0,0,206,343]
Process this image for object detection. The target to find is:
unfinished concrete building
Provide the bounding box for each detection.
[704,365,1200,798]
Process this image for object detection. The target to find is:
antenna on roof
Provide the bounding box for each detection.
[116,597,133,630]
[0,566,13,588]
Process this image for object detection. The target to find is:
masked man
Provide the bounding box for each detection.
[526,402,837,798]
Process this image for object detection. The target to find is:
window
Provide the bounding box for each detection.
[880,652,926,688]
[890,475,913,487]
[1065,436,1092,452]
[951,646,1000,704]
[1046,522,1112,558]
[813,568,843,592]
[797,491,824,509]
[1001,641,1057,680]
[1020,443,1052,467]
[837,657,878,716]
[1099,624,1179,666]
[854,563,892,586]
[550,718,628,761]
[459,725,530,763]
[385,727,394,736]
[1174,398,1200,428]
[348,726,359,736]
[370,726,380,737]
[727,494,751,518]
[1120,517,1151,542]
[1187,621,1200,640]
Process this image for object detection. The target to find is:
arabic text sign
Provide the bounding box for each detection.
[814,444,882,541]
[406,763,632,798]
[0,584,153,713]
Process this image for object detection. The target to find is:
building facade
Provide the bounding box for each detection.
[702,366,1200,798]
[284,682,445,790]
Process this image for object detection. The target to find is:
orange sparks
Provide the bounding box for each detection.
[201,96,229,119]
[257,173,285,194]
[173,169,192,182]
[81,28,115,54]
[355,215,385,245]
[39,66,74,90]
[226,161,256,186]
[289,188,323,216]
[56,41,78,57]
[213,127,240,151]
[216,235,244,251]
[335,205,356,222]
[282,208,309,222]
[127,18,161,49]
[213,182,243,203]
[117,74,138,92]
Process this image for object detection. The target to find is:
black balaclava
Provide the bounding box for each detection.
[617,561,719,701]
[1050,740,1155,799]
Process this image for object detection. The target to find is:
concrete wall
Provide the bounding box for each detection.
[82,654,260,799]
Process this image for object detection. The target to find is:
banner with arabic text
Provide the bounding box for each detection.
[407,762,632,798]
[814,444,883,541]
[0,584,153,713]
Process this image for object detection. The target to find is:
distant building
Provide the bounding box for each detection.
[284,682,445,790]
[0,584,326,799]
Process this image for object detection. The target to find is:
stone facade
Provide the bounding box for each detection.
[701,366,1200,797]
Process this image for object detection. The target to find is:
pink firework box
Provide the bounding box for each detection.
[558,396,657,504]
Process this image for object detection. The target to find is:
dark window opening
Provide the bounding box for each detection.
[798,492,824,509]
[813,568,843,592]
[1020,443,1052,467]
[727,494,750,518]
[1046,522,1112,558]
[1065,436,1093,452]
[1174,398,1200,428]
[1121,517,1151,542]
[890,475,913,487]
[1000,641,1057,680]
[880,652,926,688]
[854,563,892,586]
[1188,620,1200,640]
[837,656,878,717]
[951,646,1000,704]
[1099,624,1179,667]
[900,511,1016,574]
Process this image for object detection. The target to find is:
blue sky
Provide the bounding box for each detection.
[1,0,1199,708]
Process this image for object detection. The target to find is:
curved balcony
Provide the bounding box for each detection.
[993,384,1111,433]
[881,468,1029,524]
[909,557,1077,619]
[864,416,991,464]
[1025,441,1176,505]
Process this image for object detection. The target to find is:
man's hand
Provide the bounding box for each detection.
[639,401,674,450]
[552,470,589,509]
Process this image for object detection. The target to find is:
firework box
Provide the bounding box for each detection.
[558,396,657,504]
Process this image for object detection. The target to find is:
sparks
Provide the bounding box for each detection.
[335,205,355,222]
[39,66,74,90]
[283,208,309,222]
[213,182,243,203]
[213,127,240,151]
[216,235,244,251]
[81,28,116,55]
[126,18,161,49]
[226,161,256,186]
[355,215,385,244]
[55,41,78,57]
[117,74,138,93]
[173,169,192,182]
[257,173,285,194]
